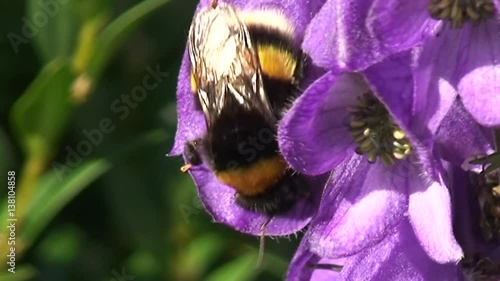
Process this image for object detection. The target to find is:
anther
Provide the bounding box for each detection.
[428,0,495,28]
[347,92,412,166]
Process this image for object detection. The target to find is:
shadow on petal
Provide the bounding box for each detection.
[342,219,461,281]
[457,20,500,126]
[436,100,494,166]
[368,0,440,52]
[308,154,408,258]
[279,71,366,175]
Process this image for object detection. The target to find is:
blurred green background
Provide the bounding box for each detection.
[0,0,299,280]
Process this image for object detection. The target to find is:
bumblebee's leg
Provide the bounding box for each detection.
[180,139,203,172]
[256,216,272,268]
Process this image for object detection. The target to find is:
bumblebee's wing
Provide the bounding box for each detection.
[187,2,275,127]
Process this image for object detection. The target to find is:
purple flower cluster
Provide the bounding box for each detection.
[172,0,500,280]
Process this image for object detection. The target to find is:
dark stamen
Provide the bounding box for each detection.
[347,92,412,166]
[470,171,500,241]
[428,0,495,28]
[461,253,500,281]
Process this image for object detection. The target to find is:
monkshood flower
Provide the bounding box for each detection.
[287,167,500,281]
[278,52,465,263]
[170,0,326,235]
[302,0,500,126]
[284,95,497,279]
[288,219,461,281]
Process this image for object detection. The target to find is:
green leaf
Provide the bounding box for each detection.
[20,130,168,248]
[204,252,259,281]
[0,265,36,281]
[127,249,162,278]
[258,250,290,278]
[10,59,74,159]
[470,152,500,175]
[27,0,80,62]
[35,225,83,263]
[21,157,111,248]
[175,233,225,280]
[86,0,172,83]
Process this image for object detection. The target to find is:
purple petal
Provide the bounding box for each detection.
[185,163,323,235]
[342,219,461,281]
[362,52,414,129]
[308,154,408,258]
[368,0,440,52]
[302,0,439,71]
[411,36,459,136]
[279,71,367,175]
[408,168,463,263]
[170,51,206,155]
[436,100,494,166]
[411,18,500,129]
[287,236,344,281]
[457,19,500,126]
[302,0,389,71]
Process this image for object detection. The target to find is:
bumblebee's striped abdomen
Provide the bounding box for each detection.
[256,43,298,82]
[241,10,302,114]
[216,155,287,196]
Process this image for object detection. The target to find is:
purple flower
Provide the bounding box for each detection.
[278,52,464,263]
[302,0,500,126]
[287,219,471,281]
[287,166,500,280]
[170,0,327,235]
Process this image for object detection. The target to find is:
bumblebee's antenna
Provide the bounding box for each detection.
[256,216,272,268]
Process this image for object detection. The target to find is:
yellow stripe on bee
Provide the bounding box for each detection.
[190,72,197,93]
[215,155,288,196]
[257,45,297,81]
[239,10,294,38]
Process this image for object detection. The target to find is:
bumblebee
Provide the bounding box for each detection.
[183,0,306,215]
